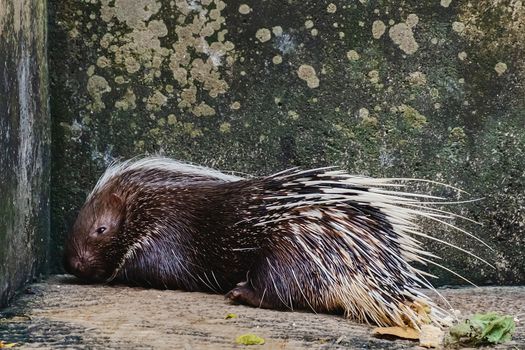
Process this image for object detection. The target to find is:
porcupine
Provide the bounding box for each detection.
[63,157,491,328]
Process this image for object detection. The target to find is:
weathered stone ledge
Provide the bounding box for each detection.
[0,276,523,349]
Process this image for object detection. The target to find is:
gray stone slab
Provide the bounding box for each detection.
[0,276,523,349]
[0,0,50,307]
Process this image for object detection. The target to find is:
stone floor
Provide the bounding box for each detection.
[0,275,523,349]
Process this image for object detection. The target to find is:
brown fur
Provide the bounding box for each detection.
[64,158,470,328]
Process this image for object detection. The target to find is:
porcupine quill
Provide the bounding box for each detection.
[63,156,491,328]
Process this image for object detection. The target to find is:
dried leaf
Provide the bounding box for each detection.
[373,326,420,340]
[225,313,237,319]
[401,301,432,327]
[0,341,17,348]
[419,325,444,348]
[411,301,432,325]
[235,333,265,345]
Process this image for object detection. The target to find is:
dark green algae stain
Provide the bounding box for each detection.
[48,0,525,285]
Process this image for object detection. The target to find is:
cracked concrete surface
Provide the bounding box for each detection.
[0,276,523,349]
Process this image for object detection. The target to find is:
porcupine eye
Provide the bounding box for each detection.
[95,226,107,235]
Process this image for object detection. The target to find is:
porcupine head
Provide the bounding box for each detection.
[62,158,240,286]
[63,188,128,282]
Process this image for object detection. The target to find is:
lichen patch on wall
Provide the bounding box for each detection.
[238,4,251,15]
[297,64,319,88]
[88,0,236,118]
[495,62,508,76]
[255,28,271,43]
[87,75,111,111]
[388,15,420,55]
[371,20,386,39]
[346,50,360,61]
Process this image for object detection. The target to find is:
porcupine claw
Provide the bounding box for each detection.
[225,282,272,309]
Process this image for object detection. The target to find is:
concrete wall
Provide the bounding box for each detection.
[0,0,50,307]
[48,0,524,284]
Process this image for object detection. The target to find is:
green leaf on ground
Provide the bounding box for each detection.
[235,333,265,345]
[448,312,515,346]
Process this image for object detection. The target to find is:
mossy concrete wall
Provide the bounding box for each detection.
[49,0,525,285]
[0,0,50,307]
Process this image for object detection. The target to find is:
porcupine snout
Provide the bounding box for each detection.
[64,250,105,282]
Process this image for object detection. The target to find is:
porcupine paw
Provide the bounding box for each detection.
[225,283,268,308]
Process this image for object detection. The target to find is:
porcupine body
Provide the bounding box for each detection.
[64,157,486,328]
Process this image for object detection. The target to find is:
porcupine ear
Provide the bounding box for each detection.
[109,193,124,210]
